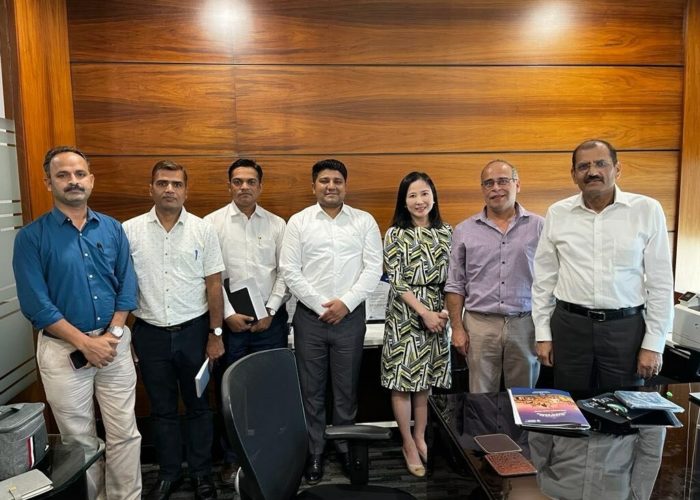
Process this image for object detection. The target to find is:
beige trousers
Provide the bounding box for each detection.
[464,311,540,393]
[36,327,142,500]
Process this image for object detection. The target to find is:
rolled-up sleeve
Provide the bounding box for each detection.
[114,224,138,312]
[444,224,467,296]
[12,229,64,329]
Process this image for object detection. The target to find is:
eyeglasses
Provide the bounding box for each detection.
[574,159,613,173]
[481,177,516,189]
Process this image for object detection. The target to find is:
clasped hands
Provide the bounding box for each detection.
[420,309,449,333]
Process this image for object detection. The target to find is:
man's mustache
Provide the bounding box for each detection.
[64,184,85,192]
[585,176,603,183]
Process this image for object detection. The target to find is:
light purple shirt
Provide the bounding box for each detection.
[445,203,544,315]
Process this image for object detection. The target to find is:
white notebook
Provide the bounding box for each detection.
[195,357,211,398]
[0,469,53,499]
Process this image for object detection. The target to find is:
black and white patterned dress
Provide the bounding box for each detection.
[380,224,452,392]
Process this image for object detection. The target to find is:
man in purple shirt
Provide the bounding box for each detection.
[445,160,544,393]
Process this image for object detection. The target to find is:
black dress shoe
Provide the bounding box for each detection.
[193,475,217,500]
[219,461,240,486]
[145,478,182,500]
[305,454,324,485]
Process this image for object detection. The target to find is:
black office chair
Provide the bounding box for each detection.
[221,348,416,500]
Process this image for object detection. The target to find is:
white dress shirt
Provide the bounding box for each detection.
[204,202,288,319]
[123,206,225,327]
[280,203,383,316]
[531,187,673,353]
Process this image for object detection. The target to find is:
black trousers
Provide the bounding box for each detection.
[293,303,366,455]
[551,303,645,392]
[132,314,213,480]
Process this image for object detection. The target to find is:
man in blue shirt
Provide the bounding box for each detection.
[13,146,142,500]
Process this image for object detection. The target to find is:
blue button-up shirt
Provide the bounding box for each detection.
[13,207,137,331]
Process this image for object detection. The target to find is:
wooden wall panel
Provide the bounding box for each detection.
[675,0,700,292]
[235,66,682,154]
[87,151,678,234]
[62,0,688,420]
[11,0,75,220]
[72,64,236,155]
[66,0,684,66]
[67,0,236,64]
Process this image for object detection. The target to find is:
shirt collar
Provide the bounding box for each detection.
[229,201,261,219]
[147,205,188,226]
[475,202,529,223]
[572,185,630,211]
[50,206,99,226]
[313,202,348,219]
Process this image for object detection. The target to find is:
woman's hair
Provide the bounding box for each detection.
[389,171,443,229]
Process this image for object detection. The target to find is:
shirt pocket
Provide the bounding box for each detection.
[257,239,277,264]
[175,247,204,279]
[613,237,643,271]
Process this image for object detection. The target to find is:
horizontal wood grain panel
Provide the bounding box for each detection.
[235,66,682,154]
[72,64,237,155]
[67,0,236,63]
[66,0,684,66]
[86,151,678,234]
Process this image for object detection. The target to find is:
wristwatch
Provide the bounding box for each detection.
[107,325,124,338]
[267,308,276,317]
[209,327,223,337]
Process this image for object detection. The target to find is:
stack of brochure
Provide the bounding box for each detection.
[507,387,590,433]
[577,390,683,431]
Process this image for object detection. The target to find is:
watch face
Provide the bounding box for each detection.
[109,326,124,338]
[212,327,223,336]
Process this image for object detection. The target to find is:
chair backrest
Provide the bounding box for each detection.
[221,348,309,500]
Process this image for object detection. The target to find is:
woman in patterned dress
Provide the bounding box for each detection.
[381,171,452,477]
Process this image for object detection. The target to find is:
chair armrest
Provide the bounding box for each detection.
[324,424,391,441]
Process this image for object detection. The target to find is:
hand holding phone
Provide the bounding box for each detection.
[69,350,89,370]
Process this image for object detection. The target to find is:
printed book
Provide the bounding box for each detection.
[508,387,590,432]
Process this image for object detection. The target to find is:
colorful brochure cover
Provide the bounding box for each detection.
[508,387,590,431]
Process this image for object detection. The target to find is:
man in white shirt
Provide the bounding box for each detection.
[123,160,225,500]
[280,159,382,484]
[204,158,289,484]
[532,139,673,391]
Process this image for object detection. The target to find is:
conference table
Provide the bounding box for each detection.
[429,382,700,499]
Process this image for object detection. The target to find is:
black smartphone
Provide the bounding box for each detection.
[69,349,89,370]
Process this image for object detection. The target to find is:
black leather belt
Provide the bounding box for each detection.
[135,313,207,332]
[557,300,644,322]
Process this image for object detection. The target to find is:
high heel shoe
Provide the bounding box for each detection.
[402,448,426,478]
[417,445,428,464]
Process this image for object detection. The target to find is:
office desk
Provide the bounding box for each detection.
[430,383,700,499]
[36,434,105,499]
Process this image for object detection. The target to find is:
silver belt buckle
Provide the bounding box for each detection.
[587,310,606,321]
